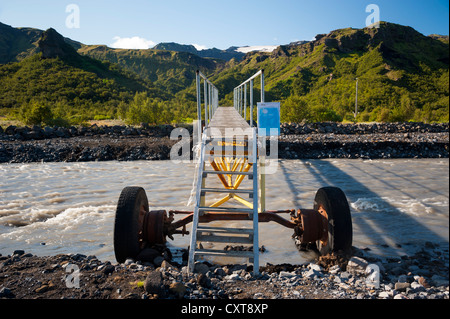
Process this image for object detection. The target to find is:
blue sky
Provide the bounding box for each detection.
[0,0,448,49]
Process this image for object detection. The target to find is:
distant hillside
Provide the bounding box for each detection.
[0,22,223,97]
[0,22,82,63]
[78,44,224,95]
[0,21,448,125]
[153,42,245,61]
[0,22,41,63]
[0,28,170,123]
[211,22,449,123]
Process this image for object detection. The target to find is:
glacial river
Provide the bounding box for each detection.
[0,159,448,265]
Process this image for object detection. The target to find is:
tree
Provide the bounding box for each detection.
[281,95,310,122]
[19,101,53,125]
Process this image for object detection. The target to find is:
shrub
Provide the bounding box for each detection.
[18,101,53,126]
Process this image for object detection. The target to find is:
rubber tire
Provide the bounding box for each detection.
[314,187,352,255]
[114,187,149,263]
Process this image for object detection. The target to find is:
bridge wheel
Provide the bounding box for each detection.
[114,186,149,263]
[313,187,352,255]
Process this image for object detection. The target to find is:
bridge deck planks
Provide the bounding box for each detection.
[206,107,251,138]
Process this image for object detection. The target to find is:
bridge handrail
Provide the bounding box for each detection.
[233,69,265,127]
[196,70,219,139]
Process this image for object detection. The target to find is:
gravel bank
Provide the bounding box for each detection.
[0,122,448,163]
[1,241,448,300]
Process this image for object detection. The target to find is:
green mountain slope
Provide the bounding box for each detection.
[0,22,223,97]
[0,22,43,63]
[0,21,448,125]
[153,42,245,61]
[211,22,449,122]
[0,28,168,123]
[77,45,224,95]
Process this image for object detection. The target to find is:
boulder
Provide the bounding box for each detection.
[169,282,186,298]
[346,256,369,274]
[144,271,165,295]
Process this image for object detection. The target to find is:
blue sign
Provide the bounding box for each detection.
[257,102,280,136]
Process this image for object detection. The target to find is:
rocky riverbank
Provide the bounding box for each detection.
[0,241,448,300]
[0,122,448,163]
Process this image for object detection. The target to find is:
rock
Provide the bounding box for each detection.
[124,258,134,265]
[254,292,265,299]
[410,282,425,291]
[0,287,14,298]
[279,271,296,278]
[144,272,164,295]
[193,262,210,275]
[346,256,369,274]
[394,282,410,292]
[102,264,115,276]
[169,282,186,298]
[43,127,55,137]
[214,267,226,277]
[397,274,408,283]
[152,256,164,267]
[5,126,16,135]
[308,263,324,272]
[13,250,25,256]
[35,284,50,293]
[197,273,212,288]
[160,260,176,270]
[418,276,431,288]
[394,294,408,299]
[225,273,241,281]
[431,275,449,287]
[378,291,391,299]
[329,265,341,274]
[304,268,321,280]
[136,248,160,262]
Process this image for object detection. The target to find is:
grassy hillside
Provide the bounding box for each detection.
[211,22,449,123]
[153,42,245,61]
[0,22,448,126]
[77,45,224,96]
[0,28,177,125]
[0,22,43,63]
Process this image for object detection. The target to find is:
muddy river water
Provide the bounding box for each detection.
[1,159,448,265]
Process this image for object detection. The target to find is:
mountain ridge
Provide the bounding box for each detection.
[152,42,246,61]
[0,21,448,124]
[209,21,448,122]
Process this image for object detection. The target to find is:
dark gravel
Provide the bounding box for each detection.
[0,122,448,163]
[0,241,448,300]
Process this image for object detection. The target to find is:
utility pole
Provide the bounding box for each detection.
[354,78,359,119]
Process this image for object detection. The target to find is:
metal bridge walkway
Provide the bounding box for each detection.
[188,71,265,275]
[206,106,250,137]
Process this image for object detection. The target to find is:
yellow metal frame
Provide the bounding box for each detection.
[208,156,254,210]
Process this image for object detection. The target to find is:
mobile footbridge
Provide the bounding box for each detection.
[113,70,353,275]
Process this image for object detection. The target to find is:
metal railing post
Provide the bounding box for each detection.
[233,70,265,125]
[237,87,240,113]
[250,80,253,127]
[240,86,243,116]
[209,84,212,123]
[261,69,265,103]
[244,83,247,122]
[204,80,208,126]
[196,70,219,135]
[196,71,202,141]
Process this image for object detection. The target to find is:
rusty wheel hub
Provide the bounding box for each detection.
[291,208,329,244]
[141,210,167,247]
